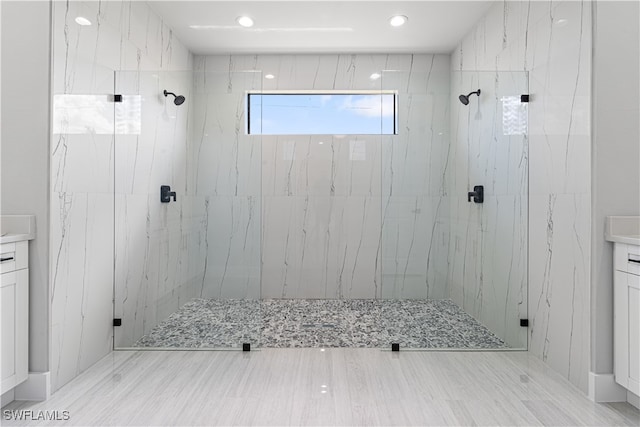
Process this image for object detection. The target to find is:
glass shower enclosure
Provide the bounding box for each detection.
[447,71,529,349]
[113,70,263,349]
[112,68,528,351]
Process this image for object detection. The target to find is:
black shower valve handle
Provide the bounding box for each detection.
[467,185,484,203]
[160,185,177,203]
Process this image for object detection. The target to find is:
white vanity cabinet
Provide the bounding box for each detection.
[614,242,640,395]
[1,240,29,394]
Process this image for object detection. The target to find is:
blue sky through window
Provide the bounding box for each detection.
[248,93,396,135]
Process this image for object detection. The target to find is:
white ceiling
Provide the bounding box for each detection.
[147,1,496,55]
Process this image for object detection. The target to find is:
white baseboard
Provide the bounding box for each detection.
[588,372,628,402]
[628,391,640,409]
[1,389,15,408]
[14,372,50,402]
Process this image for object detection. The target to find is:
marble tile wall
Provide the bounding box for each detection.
[380,69,451,300]
[188,70,263,300]
[50,0,193,390]
[193,55,451,300]
[451,0,592,392]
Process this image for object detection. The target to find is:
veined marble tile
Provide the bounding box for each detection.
[191,91,262,197]
[51,0,194,392]
[381,196,449,300]
[51,134,115,194]
[528,193,590,392]
[261,135,383,197]
[199,196,261,299]
[195,54,451,304]
[261,195,382,299]
[50,193,114,391]
[452,0,592,392]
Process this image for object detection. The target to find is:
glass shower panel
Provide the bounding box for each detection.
[113,70,262,349]
[380,69,528,350]
[379,70,451,348]
[449,71,529,350]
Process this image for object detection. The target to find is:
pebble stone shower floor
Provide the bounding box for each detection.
[133,299,509,349]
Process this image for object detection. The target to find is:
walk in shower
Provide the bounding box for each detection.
[112,63,528,351]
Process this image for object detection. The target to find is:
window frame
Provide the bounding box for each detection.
[246,90,398,136]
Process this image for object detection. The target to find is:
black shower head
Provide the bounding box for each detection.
[459,89,481,105]
[164,90,186,106]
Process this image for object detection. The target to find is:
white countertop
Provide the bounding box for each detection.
[605,216,640,246]
[0,215,36,244]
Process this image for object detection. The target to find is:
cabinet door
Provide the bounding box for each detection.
[614,270,629,388]
[1,271,17,391]
[628,273,640,395]
[1,269,28,394]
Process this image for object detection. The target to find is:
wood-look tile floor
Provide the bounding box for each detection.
[3,349,639,426]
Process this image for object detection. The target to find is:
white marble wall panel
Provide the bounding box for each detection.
[195,55,441,91]
[50,193,113,392]
[190,93,262,197]
[261,135,382,198]
[188,71,263,301]
[380,64,451,299]
[261,195,382,299]
[199,196,261,299]
[528,193,590,389]
[381,196,449,300]
[51,0,193,390]
[195,55,451,301]
[451,0,591,392]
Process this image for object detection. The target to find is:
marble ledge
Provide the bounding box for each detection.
[605,216,640,246]
[0,215,36,244]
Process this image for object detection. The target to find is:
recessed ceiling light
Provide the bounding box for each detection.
[75,16,92,26]
[264,74,275,79]
[370,73,381,80]
[555,18,568,27]
[237,16,254,28]
[389,15,408,27]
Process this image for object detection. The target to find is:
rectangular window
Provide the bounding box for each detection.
[247,92,397,135]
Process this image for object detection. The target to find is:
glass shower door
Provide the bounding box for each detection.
[449,71,529,350]
[380,69,528,350]
[113,70,263,349]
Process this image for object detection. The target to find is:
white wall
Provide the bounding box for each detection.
[452,0,592,392]
[193,54,450,300]
[50,0,193,390]
[591,1,640,376]
[1,0,51,378]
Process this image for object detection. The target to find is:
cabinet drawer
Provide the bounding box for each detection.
[0,241,28,274]
[614,243,640,275]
